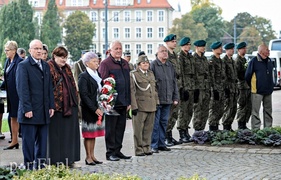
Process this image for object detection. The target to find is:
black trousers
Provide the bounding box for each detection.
[105,106,127,158]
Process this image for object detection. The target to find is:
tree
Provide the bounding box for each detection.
[191,3,225,50]
[169,13,208,52]
[238,26,263,54]
[41,0,62,54]
[63,11,95,62]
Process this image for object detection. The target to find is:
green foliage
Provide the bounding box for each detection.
[0,166,13,180]
[63,11,95,62]
[209,130,237,146]
[177,173,207,180]
[41,0,62,54]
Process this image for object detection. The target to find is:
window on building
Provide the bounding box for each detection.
[116,0,130,6]
[34,12,42,25]
[93,0,97,4]
[113,11,119,22]
[135,11,142,22]
[147,11,153,22]
[147,44,153,55]
[124,28,130,38]
[102,28,105,39]
[71,0,83,6]
[124,44,130,52]
[158,27,164,38]
[101,11,105,22]
[147,28,153,38]
[29,0,38,7]
[124,11,131,22]
[136,44,142,55]
[93,28,97,39]
[103,44,106,55]
[136,28,142,38]
[91,11,97,22]
[113,28,119,39]
[158,10,164,22]
[90,44,97,52]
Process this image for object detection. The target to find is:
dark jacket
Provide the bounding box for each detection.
[2,53,23,116]
[150,58,179,104]
[78,71,101,123]
[98,55,131,107]
[245,54,274,95]
[16,56,55,124]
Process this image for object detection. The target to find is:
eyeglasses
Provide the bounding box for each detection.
[159,50,168,53]
[4,49,10,52]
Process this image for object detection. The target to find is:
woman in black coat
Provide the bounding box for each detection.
[2,41,23,150]
[78,52,104,165]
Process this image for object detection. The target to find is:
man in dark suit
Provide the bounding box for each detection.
[16,39,55,170]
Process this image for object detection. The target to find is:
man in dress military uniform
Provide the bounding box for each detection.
[164,34,182,146]
[208,41,226,131]
[130,55,159,156]
[192,40,210,132]
[177,37,195,143]
[221,43,237,131]
[235,42,251,129]
[123,50,134,71]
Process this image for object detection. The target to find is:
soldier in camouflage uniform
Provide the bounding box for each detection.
[208,41,226,131]
[234,42,251,129]
[164,34,182,146]
[192,40,211,131]
[221,43,237,131]
[177,37,194,143]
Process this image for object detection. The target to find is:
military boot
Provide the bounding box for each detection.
[171,131,182,145]
[185,129,191,139]
[165,131,174,147]
[209,125,219,131]
[179,130,190,143]
[223,124,233,131]
[238,121,249,130]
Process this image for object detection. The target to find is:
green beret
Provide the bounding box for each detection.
[164,34,176,42]
[236,42,247,49]
[193,40,206,47]
[123,50,131,56]
[210,41,222,49]
[137,55,149,64]
[179,37,191,46]
[223,43,235,50]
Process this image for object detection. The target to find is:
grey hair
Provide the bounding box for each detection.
[5,40,18,50]
[109,40,122,49]
[17,48,26,55]
[82,52,98,66]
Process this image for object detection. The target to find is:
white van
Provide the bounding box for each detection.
[251,50,281,88]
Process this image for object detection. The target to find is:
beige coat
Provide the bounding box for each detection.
[130,69,159,112]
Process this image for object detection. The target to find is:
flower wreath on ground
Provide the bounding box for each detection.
[98,74,119,119]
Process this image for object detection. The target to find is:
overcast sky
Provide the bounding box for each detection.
[168,0,281,36]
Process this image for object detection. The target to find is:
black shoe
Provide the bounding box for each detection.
[106,155,120,161]
[144,151,153,155]
[4,143,19,150]
[92,159,103,164]
[158,146,171,151]
[8,140,12,143]
[0,133,5,139]
[116,152,131,159]
[165,138,174,147]
[151,148,159,153]
[135,153,145,156]
[85,159,96,166]
[172,137,182,145]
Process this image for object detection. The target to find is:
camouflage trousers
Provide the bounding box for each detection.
[177,90,194,130]
[221,92,237,125]
[166,102,180,133]
[235,89,252,123]
[208,90,225,126]
[192,89,211,131]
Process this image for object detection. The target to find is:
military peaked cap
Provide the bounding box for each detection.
[123,50,131,56]
[179,37,191,46]
[164,34,177,42]
[137,55,149,64]
[210,41,222,49]
[193,40,206,47]
[236,42,247,49]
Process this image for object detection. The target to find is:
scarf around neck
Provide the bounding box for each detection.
[86,67,102,92]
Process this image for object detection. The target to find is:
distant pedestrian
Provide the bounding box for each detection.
[150,45,179,153]
[245,44,274,130]
[42,44,49,61]
[17,48,26,59]
[123,50,134,71]
[235,42,251,129]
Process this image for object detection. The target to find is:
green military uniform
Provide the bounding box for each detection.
[177,37,195,142]
[235,42,251,129]
[221,43,238,130]
[192,40,211,131]
[130,55,158,156]
[208,42,226,130]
